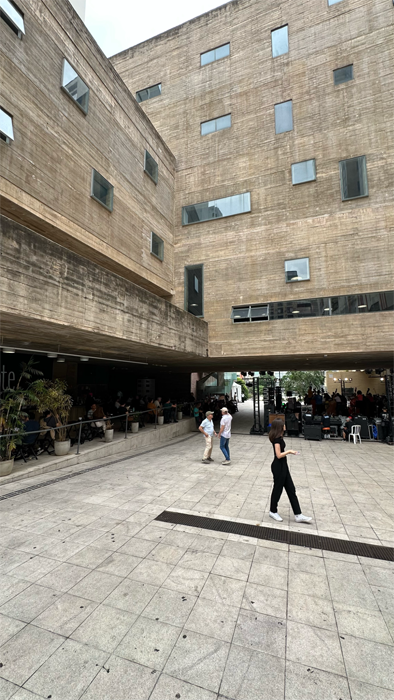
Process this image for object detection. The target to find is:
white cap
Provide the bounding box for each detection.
[221,407,228,413]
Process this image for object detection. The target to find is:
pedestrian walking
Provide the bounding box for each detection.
[199,411,217,463]
[218,407,232,465]
[268,419,312,523]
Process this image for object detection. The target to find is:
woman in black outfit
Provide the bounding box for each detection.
[269,419,312,524]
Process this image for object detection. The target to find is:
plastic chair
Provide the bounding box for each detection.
[350,424,362,444]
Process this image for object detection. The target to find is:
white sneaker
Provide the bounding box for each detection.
[269,512,283,522]
[295,514,312,523]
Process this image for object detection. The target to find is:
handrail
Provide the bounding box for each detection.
[0,402,195,456]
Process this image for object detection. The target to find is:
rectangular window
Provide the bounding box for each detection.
[285,258,310,283]
[339,156,368,201]
[61,59,89,114]
[328,0,344,5]
[333,65,353,85]
[271,25,288,58]
[201,43,230,66]
[136,83,162,103]
[91,169,114,212]
[144,150,158,184]
[0,0,24,36]
[0,107,14,142]
[185,265,204,317]
[182,192,251,225]
[151,232,164,261]
[231,305,269,323]
[201,114,231,136]
[275,100,293,134]
[291,159,316,185]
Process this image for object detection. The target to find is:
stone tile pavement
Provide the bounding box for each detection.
[0,402,393,699]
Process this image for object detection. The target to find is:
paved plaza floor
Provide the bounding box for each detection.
[0,402,393,699]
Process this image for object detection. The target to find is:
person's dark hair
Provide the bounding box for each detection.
[43,409,51,417]
[269,419,285,443]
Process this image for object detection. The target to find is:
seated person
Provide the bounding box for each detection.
[43,409,56,429]
[21,413,40,445]
[342,415,354,441]
[147,398,156,422]
[93,404,106,432]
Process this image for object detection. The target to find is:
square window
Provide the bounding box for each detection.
[271,25,288,58]
[151,232,164,261]
[0,107,14,142]
[275,100,293,134]
[285,258,310,283]
[339,156,368,201]
[0,0,24,36]
[144,150,158,184]
[91,169,114,211]
[61,59,89,114]
[291,159,316,185]
[136,83,161,103]
[231,307,250,323]
[333,65,353,85]
[250,305,269,321]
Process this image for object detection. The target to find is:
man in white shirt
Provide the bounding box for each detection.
[218,407,232,465]
[199,411,217,464]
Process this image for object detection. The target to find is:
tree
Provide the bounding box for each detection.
[236,377,249,399]
[281,370,325,399]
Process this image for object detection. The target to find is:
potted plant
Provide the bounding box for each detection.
[35,379,73,456]
[0,358,43,476]
[105,417,114,442]
[131,412,140,433]
[157,409,164,426]
[177,403,184,421]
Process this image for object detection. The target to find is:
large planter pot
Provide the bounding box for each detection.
[0,459,14,477]
[131,422,139,433]
[105,429,114,442]
[54,439,71,456]
[157,416,164,425]
[177,412,183,421]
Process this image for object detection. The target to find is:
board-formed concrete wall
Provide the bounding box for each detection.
[0,216,208,363]
[112,0,394,365]
[0,0,176,298]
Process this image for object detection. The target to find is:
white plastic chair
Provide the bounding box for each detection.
[350,424,361,444]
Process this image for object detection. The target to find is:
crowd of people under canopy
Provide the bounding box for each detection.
[302,386,388,418]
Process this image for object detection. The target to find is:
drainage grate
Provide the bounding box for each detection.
[0,434,198,502]
[155,510,394,562]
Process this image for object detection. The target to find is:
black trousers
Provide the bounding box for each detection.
[270,460,301,515]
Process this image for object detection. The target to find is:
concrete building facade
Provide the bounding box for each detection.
[111,0,394,370]
[0,0,393,384]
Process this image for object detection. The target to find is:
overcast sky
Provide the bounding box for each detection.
[85,0,231,57]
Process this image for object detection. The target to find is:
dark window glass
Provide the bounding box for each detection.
[275,100,293,134]
[339,156,368,200]
[91,169,114,212]
[333,65,353,85]
[271,26,288,57]
[231,291,393,323]
[185,265,203,317]
[151,232,164,261]
[201,43,230,66]
[62,59,89,114]
[144,150,158,184]
[136,83,162,103]
[0,0,24,36]
[182,193,251,225]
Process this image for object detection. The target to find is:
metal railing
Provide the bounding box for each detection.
[0,403,194,458]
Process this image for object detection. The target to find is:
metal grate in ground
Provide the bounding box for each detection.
[155,510,394,562]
